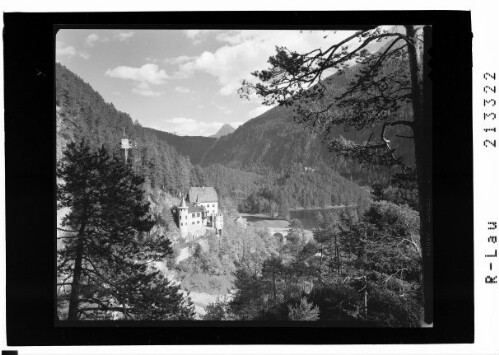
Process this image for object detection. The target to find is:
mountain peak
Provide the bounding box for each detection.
[211,123,235,138]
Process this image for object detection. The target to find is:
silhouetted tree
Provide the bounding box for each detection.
[240,25,432,323]
[57,140,194,320]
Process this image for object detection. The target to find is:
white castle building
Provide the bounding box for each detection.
[176,187,224,239]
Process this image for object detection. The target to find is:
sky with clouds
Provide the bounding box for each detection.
[56,29,358,136]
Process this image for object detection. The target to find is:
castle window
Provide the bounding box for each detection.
[192,213,195,218]
[212,204,215,207]
[197,221,200,224]
[179,216,182,220]
[192,222,195,225]
[197,212,200,217]
[180,223,183,226]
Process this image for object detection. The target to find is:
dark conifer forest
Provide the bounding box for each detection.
[56,62,371,208]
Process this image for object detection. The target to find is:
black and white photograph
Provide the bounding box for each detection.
[4,4,491,352]
[55,26,432,325]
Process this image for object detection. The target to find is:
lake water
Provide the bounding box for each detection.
[289,208,340,229]
[289,209,326,229]
[242,206,353,231]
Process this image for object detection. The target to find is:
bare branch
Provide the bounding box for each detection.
[396,134,415,139]
[57,227,78,233]
[385,268,408,285]
[388,120,414,128]
[79,306,134,312]
[380,122,391,146]
[397,237,421,257]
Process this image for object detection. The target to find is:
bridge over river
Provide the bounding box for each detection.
[242,207,357,242]
[267,227,289,237]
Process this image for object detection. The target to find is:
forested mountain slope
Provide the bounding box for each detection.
[202,106,331,171]
[56,63,195,193]
[143,127,217,165]
[201,62,414,184]
[56,63,262,202]
[56,63,370,210]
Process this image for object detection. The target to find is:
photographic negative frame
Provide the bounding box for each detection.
[3,10,473,346]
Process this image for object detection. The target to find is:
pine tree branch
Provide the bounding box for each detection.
[57,254,74,271]
[81,257,117,289]
[86,241,131,270]
[254,32,410,100]
[307,32,401,81]
[339,38,406,98]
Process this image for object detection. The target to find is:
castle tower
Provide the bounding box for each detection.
[214,213,224,235]
[120,128,136,164]
[178,196,189,237]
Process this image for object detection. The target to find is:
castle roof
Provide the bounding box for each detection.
[188,204,204,213]
[179,196,188,209]
[188,187,218,203]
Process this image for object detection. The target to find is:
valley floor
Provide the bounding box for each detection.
[172,210,323,318]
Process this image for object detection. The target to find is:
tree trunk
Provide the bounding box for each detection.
[67,222,86,320]
[364,288,368,318]
[335,235,340,274]
[405,25,433,325]
[272,268,277,306]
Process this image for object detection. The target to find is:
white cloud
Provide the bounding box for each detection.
[132,88,161,97]
[85,33,100,47]
[213,103,233,115]
[56,41,90,60]
[214,30,262,45]
[185,30,203,39]
[164,55,196,65]
[174,30,358,96]
[248,105,273,118]
[231,121,245,128]
[162,117,225,136]
[85,31,133,48]
[105,64,169,85]
[56,41,76,56]
[114,31,134,42]
[183,30,221,45]
[131,82,162,97]
[165,56,198,78]
[79,52,90,60]
[105,64,169,97]
[174,86,191,94]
